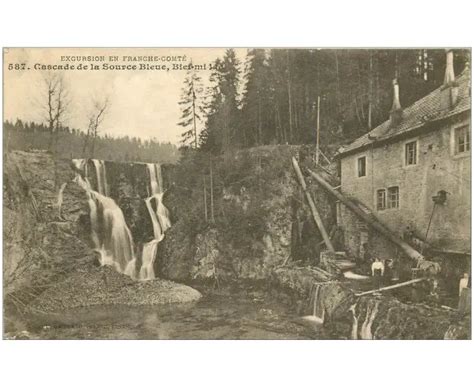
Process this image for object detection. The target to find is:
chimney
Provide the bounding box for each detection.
[390,78,403,126]
[440,49,459,110]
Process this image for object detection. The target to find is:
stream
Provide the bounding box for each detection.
[6,290,335,340]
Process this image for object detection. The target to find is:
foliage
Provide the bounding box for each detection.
[200,50,241,153]
[3,119,179,164]
[177,63,206,149]
[193,48,469,156]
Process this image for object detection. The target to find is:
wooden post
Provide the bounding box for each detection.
[368,51,373,130]
[421,203,437,255]
[209,155,215,223]
[203,175,208,222]
[315,95,321,164]
[287,49,294,143]
[192,90,198,149]
[292,157,335,252]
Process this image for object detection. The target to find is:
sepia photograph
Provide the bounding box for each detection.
[2,47,471,341]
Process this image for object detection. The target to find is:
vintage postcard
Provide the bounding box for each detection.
[3,47,471,340]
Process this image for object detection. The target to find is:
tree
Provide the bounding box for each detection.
[40,73,70,152]
[178,63,205,149]
[241,49,273,146]
[200,50,241,153]
[83,97,109,158]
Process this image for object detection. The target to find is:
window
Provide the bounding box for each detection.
[455,126,470,154]
[376,189,386,210]
[387,186,399,209]
[405,141,417,165]
[357,156,366,177]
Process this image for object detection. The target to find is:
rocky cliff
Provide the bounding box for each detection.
[270,266,470,339]
[157,145,339,284]
[3,151,200,317]
[3,151,94,302]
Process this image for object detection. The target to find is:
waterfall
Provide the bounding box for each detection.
[349,303,359,340]
[56,182,67,219]
[72,159,171,281]
[145,196,162,240]
[138,163,171,281]
[146,163,163,195]
[139,240,159,280]
[72,158,84,170]
[359,300,379,340]
[72,158,89,179]
[74,168,137,278]
[92,159,109,196]
[302,283,325,325]
[154,193,172,231]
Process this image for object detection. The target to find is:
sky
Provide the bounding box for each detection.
[3,48,247,144]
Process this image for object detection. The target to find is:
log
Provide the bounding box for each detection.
[307,168,425,264]
[355,278,427,297]
[292,157,335,252]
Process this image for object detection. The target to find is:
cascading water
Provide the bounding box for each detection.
[138,163,172,281]
[92,159,109,196]
[146,163,163,196]
[72,158,88,179]
[349,303,359,340]
[302,283,325,325]
[359,300,379,340]
[73,160,137,278]
[139,241,159,280]
[72,159,171,281]
[56,182,67,219]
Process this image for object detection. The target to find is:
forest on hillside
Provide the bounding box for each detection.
[178,48,470,156]
[3,119,179,164]
[4,49,469,164]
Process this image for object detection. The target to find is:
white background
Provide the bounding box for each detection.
[1,1,473,390]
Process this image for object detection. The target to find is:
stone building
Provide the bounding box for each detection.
[336,50,471,263]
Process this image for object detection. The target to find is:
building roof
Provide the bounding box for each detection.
[337,69,471,158]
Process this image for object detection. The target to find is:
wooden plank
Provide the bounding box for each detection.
[292,157,335,252]
[355,278,427,297]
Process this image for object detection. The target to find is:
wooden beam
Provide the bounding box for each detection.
[315,95,321,164]
[355,278,427,297]
[319,148,332,165]
[292,157,335,252]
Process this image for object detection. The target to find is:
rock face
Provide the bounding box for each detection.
[3,151,199,313]
[351,295,458,340]
[270,266,471,340]
[3,151,95,300]
[158,145,338,283]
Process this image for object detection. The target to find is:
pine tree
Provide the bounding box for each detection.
[178,63,205,149]
[200,50,241,154]
[241,49,273,146]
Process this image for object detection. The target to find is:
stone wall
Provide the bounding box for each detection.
[339,114,471,260]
